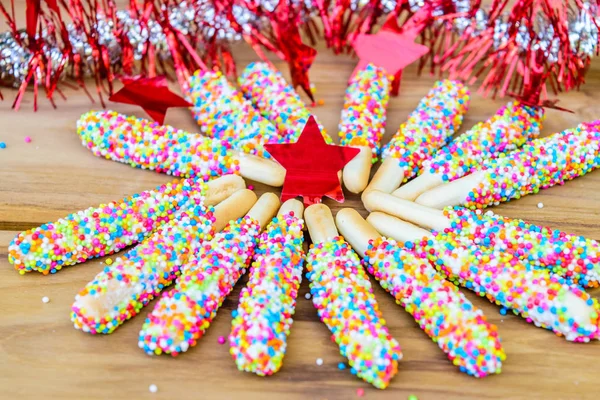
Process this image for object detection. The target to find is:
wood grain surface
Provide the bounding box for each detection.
[2,4,600,399]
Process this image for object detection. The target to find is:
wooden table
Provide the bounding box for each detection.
[2,28,600,400]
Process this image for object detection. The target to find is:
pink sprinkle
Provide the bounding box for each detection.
[218,336,226,344]
[24,136,32,143]
[357,388,365,397]
[248,185,254,190]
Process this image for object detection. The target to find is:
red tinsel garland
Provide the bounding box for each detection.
[0,0,598,109]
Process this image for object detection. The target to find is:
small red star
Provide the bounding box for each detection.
[109,76,192,124]
[264,116,360,205]
[353,12,430,96]
[353,32,429,91]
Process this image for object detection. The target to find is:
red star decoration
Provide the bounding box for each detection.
[109,76,192,124]
[264,116,360,205]
[352,12,430,96]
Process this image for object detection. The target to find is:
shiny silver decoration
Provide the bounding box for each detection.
[451,0,472,33]
[414,0,599,62]
[0,30,65,88]
[569,1,599,57]
[408,0,424,13]
[0,31,31,88]
[471,8,489,37]
[0,0,248,88]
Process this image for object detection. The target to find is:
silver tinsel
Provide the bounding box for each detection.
[0,31,30,87]
[0,0,599,89]
[570,2,599,56]
[0,0,246,89]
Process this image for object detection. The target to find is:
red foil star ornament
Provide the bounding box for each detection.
[352,8,431,96]
[109,76,192,124]
[264,116,360,205]
[352,31,429,95]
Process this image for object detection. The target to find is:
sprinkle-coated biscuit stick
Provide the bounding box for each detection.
[304,204,402,389]
[363,80,470,198]
[77,110,285,187]
[336,208,504,378]
[415,120,600,209]
[72,189,257,335]
[9,175,244,274]
[229,199,305,376]
[395,101,543,200]
[138,193,280,356]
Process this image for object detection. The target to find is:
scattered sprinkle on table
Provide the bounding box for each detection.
[408,395,418,400]
[0,142,6,149]
[316,358,323,366]
[357,388,365,397]
[218,336,226,345]
[42,296,50,303]
[149,384,158,393]
[105,258,113,266]
[24,136,32,143]
[538,202,544,209]
[305,293,311,300]
[338,362,346,370]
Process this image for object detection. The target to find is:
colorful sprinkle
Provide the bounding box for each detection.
[149,384,158,393]
[425,232,600,342]
[8,178,202,274]
[42,296,50,303]
[24,136,32,143]
[339,63,391,162]
[364,237,504,378]
[71,189,215,335]
[229,212,305,376]
[77,110,239,180]
[425,101,543,182]
[218,336,226,345]
[443,206,600,288]
[461,120,600,208]
[0,142,6,149]
[238,62,332,144]
[138,216,261,356]
[381,80,470,182]
[306,237,402,389]
[188,69,279,158]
